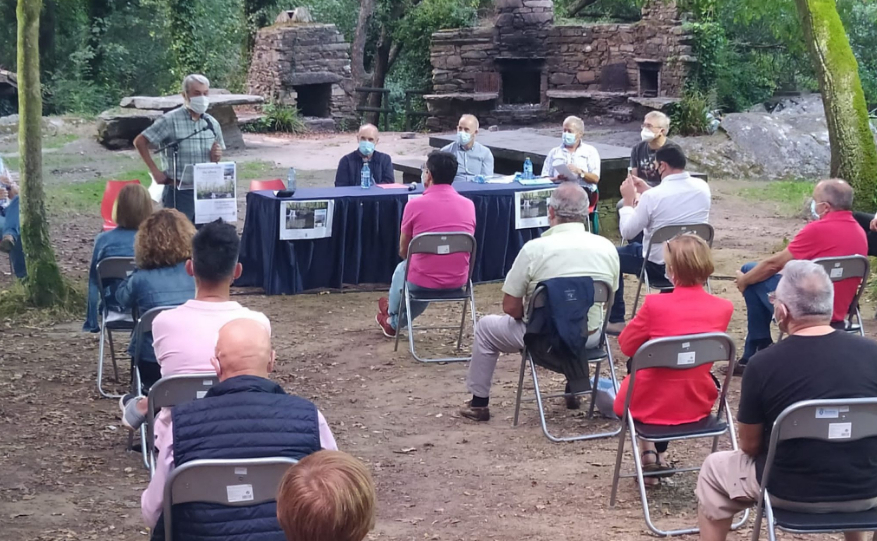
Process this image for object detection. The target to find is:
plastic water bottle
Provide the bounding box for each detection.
[360,162,372,189]
[523,157,533,180]
[287,167,296,192]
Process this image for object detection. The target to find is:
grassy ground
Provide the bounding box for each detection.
[738,179,815,217]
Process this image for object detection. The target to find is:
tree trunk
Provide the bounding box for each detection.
[567,0,599,17]
[351,0,375,89]
[17,0,67,307]
[795,0,877,211]
[366,27,394,126]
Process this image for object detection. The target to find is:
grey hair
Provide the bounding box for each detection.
[775,260,834,320]
[182,74,210,95]
[645,111,670,131]
[818,178,854,211]
[563,115,585,135]
[548,182,588,222]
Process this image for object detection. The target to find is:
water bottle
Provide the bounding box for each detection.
[523,157,533,180]
[287,167,296,192]
[360,162,372,189]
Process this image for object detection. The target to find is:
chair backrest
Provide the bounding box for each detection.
[812,255,870,317]
[249,179,285,192]
[101,179,141,231]
[146,374,219,450]
[760,398,877,496]
[621,333,736,419]
[405,232,477,281]
[162,457,298,541]
[95,257,136,302]
[646,223,715,252]
[132,306,176,366]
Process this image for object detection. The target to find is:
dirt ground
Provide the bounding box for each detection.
[0,126,863,541]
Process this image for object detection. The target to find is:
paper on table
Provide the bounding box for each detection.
[375,183,411,189]
[518,177,554,186]
[485,175,517,184]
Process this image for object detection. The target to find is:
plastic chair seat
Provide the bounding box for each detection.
[408,287,468,302]
[773,506,877,532]
[635,414,728,440]
[585,346,608,361]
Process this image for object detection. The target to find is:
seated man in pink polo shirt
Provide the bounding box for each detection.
[376,151,476,337]
[120,219,270,429]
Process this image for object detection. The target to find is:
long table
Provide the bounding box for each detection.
[236,182,556,295]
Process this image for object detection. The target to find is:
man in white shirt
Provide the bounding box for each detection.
[459,182,620,422]
[606,144,710,334]
[541,115,600,191]
[441,114,494,183]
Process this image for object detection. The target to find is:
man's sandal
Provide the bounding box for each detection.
[641,450,675,479]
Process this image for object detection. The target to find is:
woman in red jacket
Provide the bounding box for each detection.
[613,234,733,485]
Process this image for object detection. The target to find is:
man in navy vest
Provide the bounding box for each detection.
[142,318,337,540]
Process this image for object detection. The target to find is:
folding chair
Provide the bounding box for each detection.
[162,457,298,541]
[585,189,599,234]
[631,223,714,316]
[249,179,285,191]
[96,257,137,398]
[751,398,877,541]
[101,179,141,231]
[513,280,621,442]
[813,255,869,336]
[146,374,219,476]
[393,232,477,363]
[129,305,176,469]
[609,332,748,536]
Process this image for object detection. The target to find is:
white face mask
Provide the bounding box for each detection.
[187,95,209,115]
[641,128,658,142]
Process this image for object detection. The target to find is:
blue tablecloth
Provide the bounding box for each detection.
[236,182,553,295]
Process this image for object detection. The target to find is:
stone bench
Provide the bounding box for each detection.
[97,91,263,150]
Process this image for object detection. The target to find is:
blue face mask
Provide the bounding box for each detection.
[359,141,375,156]
[562,132,577,147]
[457,131,472,146]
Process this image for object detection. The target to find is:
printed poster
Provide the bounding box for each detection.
[193,162,237,224]
[279,200,335,240]
[515,187,555,229]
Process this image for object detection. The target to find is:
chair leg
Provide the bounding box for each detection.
[513,351,528,427]
[107,329,120,383]
[97,322,107,397]
[632,265,650,317]
[456,297,467,351]
[393,285,405,353]
[586,361,601,419]
[609,412,630,506]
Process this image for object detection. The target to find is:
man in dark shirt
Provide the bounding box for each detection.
[334,123,395,187]
[629,111,672,188]
[695,260,877,541]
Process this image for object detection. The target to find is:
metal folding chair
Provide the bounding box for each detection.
[128,305,175,470]
[162,457,298,541]
[609,332,748,536]
[631,223,714,316]
[146,374,219,476]
[96,257,137,398]
[751,398,877,541]
[512,280,621,442]
[393,232,477,363]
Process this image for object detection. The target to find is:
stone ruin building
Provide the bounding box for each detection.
[247,12,357,132]
[426,0,694,129]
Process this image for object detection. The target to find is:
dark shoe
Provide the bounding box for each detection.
[0,235,14,254]
[565,394,581,410]
[459,400,490,422]
[375,312,396,338]
[378,297,389,317]
[605,321,626,336]
[733,360,747,376]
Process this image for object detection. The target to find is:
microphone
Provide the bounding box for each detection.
[203,119,216,136]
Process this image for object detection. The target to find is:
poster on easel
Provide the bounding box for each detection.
[279,200,335,240]
[193,162,238,224]
[514,187,555,229]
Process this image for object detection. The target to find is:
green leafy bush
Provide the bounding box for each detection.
[244,103,309,134]
[669,91,711,136]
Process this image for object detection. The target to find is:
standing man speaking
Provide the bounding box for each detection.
[134,74,224,222]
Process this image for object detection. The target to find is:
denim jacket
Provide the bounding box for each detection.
[83,228,138,333]
[115,261,195,363]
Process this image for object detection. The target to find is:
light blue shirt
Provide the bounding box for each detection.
[441,141,494,183]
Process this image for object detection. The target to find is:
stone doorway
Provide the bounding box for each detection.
[637,61,661,98]
[294,83,332,118]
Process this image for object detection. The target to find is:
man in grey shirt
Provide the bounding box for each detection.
[441,114,494,183]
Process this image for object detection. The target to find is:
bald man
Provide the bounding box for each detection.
[142,319,338,537]
[334,123,396,187]
[440,114,494,183]
[734,179,866,372]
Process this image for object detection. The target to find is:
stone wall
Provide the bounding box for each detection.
[247,23,356,130]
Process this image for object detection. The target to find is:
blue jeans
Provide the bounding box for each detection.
[0,196,26,279]
[388,261,455,330]
[740,261,782,359]
[609,242,666,323]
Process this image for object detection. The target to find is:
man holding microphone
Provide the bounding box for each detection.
[134,74,224,222]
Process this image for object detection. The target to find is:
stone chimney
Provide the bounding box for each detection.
[494,0,554,58]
